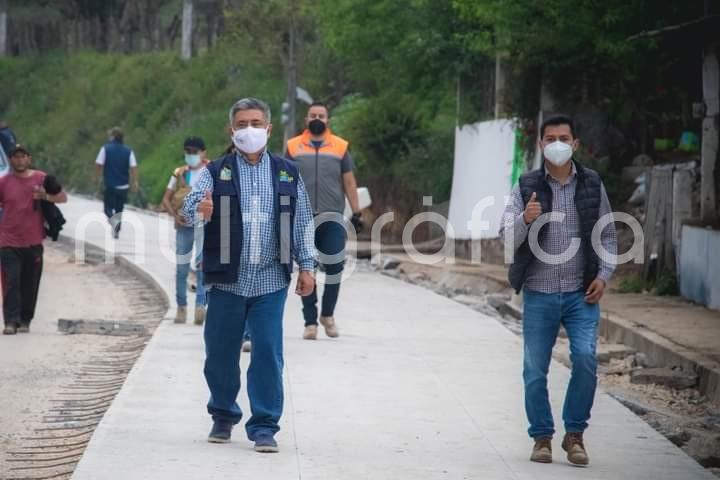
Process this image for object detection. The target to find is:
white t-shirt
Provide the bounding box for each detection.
[167,167,204,190]
[95,146,138,190]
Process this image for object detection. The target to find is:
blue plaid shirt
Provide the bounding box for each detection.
[182,151,316,298]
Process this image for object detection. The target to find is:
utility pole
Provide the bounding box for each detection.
[494,52,510,119]
[283,1,298,147]
[701,33,719,223]
[0,0,8,57]
[181,0,193,60]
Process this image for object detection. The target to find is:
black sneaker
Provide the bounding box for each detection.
[17,324,30,333]
[207,420,233,443]
[3,323,18,335]
[253,432,278,453]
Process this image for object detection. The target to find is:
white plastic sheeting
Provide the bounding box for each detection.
[448,119,517,239]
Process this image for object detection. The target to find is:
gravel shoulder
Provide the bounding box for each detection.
[0,241,167,479]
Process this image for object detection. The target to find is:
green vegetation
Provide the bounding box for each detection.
[617,270,679,296]
[0,48,285,204]
[0,0,713,216]
[617,275,650,294]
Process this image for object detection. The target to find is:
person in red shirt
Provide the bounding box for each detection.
[0,145,67,335]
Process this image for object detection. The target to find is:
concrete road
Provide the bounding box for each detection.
[60,195,714,480]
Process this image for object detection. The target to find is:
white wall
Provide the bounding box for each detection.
[448,119,517,239]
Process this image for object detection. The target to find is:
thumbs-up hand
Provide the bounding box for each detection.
[198,190,214,220]
[523,192,542,224]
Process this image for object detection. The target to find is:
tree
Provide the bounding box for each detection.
[0,0,7,56]
[181,0,193,59]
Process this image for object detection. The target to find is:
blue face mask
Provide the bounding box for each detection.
[185,153,201,167]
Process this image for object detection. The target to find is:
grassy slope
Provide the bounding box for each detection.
[0,49,286,204]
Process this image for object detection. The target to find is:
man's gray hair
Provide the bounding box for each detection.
[228,97,271,124]
[107,126,124,140]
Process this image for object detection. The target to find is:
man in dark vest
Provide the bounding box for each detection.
[94,127,139,239]
[181,98,316,453]
[500,115,617,467]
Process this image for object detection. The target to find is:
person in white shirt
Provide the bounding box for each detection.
[162,137,209,325]
[94,127,138,238]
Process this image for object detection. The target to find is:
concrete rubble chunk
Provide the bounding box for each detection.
[58,318,146,336]
[597,343,637,363]
[407,272,429,283]
[453,294,486,308]
[498,300,522,320]
[630,367,698,390]
[485,293,510,309]
[601,355,638,375]
[635,352,650,368]
[382,256,402,270]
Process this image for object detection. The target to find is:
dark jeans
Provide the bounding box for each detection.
[0,245,44,327]
[103,187,128,233]
[204,286,288,440]
[302,218,347,326]
[522,288,600,439]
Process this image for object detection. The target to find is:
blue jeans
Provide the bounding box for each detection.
[203,286,288,440]
[522,289,600,439]
[176,226,206,307]
[302,219,346,326]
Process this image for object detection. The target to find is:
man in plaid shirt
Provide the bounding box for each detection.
[500,115,617,467]
[182,98,316,453]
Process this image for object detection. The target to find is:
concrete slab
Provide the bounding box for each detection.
[60,196,714,480]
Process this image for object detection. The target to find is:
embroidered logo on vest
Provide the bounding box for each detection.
[279,170,294,183]
[219,166,232,181]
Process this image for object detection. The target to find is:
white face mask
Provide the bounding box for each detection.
[232,126,268,154]
[543,140,573,166]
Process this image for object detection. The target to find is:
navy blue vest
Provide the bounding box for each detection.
[103,140,132,188]
[202,152,299,285]
[508,160,602,293]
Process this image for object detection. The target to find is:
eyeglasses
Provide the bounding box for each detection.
[233,120,267,129]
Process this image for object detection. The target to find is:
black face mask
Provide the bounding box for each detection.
[308,119,327,136]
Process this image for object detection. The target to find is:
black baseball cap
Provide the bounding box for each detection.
[9,144,30,157]
[183,136,206,150]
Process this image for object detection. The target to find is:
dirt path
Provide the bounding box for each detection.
[0,242,167,480]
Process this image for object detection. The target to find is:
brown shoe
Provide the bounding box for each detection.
[530,437,553,463]
[174,306,187,324]
[303,324,318,340]
[17,324,30,333]
[562,432,589,466]
[319,316,339,338]
[194,306,206,326]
